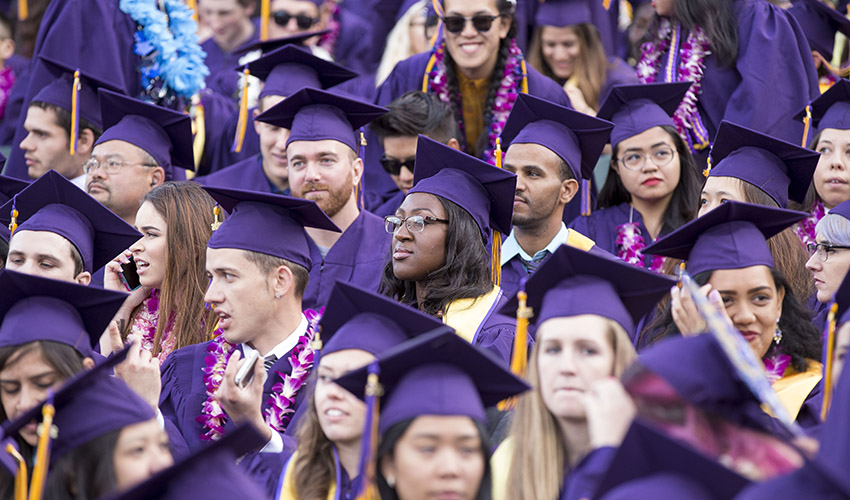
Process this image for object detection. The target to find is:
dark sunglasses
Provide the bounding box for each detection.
[380,155,415,176]
[272,10,319,30]
[440,14,499,34]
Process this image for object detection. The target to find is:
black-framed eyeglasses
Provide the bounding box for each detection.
[617,145,676,171]
[272,10,319,30]
[807,242,850,262]
[380,155,415,176]
[440,14,500,34]
[384,215,449,234]
[84,157,158,175]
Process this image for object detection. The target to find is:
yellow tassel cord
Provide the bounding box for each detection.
[260,0,270,41]
[802,105,812,148]
[421,52,438,93]
[191,94,205,176]
[602,0,612,10]
[233,68,251,153]
[211,204,222,231]
[676,261,686,289]
[498,290,532,411]
[520,60,529,94]
[703,154,712,178]
[822,302,840,421]
[69,71,80,156]
[355,131,367,210]
[17,0,26,20]
[28,403,55,500]
[186,0,198,23]
[355,373,383,500]
[5,444,27,500]
[492,136,503,287]
[9,208,18,236]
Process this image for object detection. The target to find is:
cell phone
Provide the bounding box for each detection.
[235,350,260,388]
[119,258,142,292]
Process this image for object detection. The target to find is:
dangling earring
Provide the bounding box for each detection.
[773,319,783,345]
[386,476,396,488]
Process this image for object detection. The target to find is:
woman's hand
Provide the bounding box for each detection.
[106,326,162,409]
[105,249,151,323]
[583,377,636,449]
[670,281,726,336]
[563,83,596,116]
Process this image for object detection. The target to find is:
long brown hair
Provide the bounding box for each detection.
[528,24,608,111]
[504,319,635,500]
[291,374,337,500]
[123,182,219,355]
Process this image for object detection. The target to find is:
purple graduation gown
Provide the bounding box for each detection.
[302,210,391,311]
[370,190,404,218]
[194,154,288,194]
[333,8,378,76]
[206,107,261,175]
[202,24,259,99]
[560,447,618,500]
[500,243,613,299]
[569,202,664,268]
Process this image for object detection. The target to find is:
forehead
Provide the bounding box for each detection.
[206,247,262,274]
[405,414,480,438]
[443,0,498,14]
[818,128,850,145]
[9,230,75,257]
[540,25,579,42]
[318,348,376,372]
[91,140,148,161]
[537,314,613,343]
[617,125,673,151]
[504,142,563,170]
[24,106,63,130]
[271,0,319,14]
[398,192,444,214]
[708,265,774,289]
[703,175,745,197]
[287,139,353,157]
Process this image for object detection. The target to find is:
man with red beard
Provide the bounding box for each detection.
[255,87,390,310]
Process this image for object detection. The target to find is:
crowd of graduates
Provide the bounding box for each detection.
[0,0,849,498]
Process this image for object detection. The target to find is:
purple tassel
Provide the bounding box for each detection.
[580,179,591,216]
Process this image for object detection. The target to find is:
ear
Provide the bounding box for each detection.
[498,14,511,39]
[352,155,364,186]
[0,39,15,61]
[150,166,166,188]
[82,357,96,370]
[271,263,294,300]
[446,138,461,151]
[775,284,786,320]
[560,178,579,205]
[75,271,92,286]
[76,129,96,156]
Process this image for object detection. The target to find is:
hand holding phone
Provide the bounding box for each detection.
[235,350,260,388]
[119,258,142,292]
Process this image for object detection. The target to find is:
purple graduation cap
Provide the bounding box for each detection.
[94,89,194,179]
[246,44,358,99]
[203,186,339,271]
[31,54,123,131]
[255,87,388,152]
[319,281,445,356]
[643,201,807,276]
[500,92,614,185]
[533,0,593,26]
[233,29,331,56]
[787,0,850,61]
[0,269,127,358]
[0,170,141,272]
[105,424,268,500]
[1,347,154,463]
[594,420,750,500]
[596,82,692,146]
[798,78,850,131]
[408,135,517,242]
[335,329,530,434]
[706,121,820,208]
[498,244,674,336]
[0,175,29,242]
[832,198,850,223]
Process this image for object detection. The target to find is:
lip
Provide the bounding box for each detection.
[642,177,662,186]
[393,245,412,260]
[323,407,350,422]
[825,177,849,186]
[134,257,150,274]
[87,182,107,193]
[458,41,482,54]
[24,157,35,166]
[813,277,825,288]
[216,310,232,329]
[513,196,527,206]
[434,492,463,500]
[740,331,760,342]
[555,386,583,394]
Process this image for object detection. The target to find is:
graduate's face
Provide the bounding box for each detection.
[708,266,784,360]
[129,202,168,290]
[87,141,164,226]
[442,0,511,80]
[6,231,90,285]
[112,419,173,491]
[651,0,675,17]
[288,140,361,218]
[813,128,850,210]
[314,349,373,447]
[806,231,850,303]
[205,248,281,346]
[833,323,850,389]
[536,315,616,420]
[382,415,485,500]
[391,193,448,282]
[381,135,418,195]
[268,0,321,38]
[504,142,576,228]
[256,96,290,191]
[540,25,581,81]
[20,106,83,181]
[698,176,746,217]
[199,0,254,49]
[0,347,67,446]
[612,126,681,205]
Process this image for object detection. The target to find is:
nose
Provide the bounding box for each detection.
[730,301,756,328]
[398,166,414,185]
[16,386,41,415]
[460,18,477,37]
[393,221,413,242]
[435,447,463,478]
[150,446,174,475]
[273,129,290,151]
[204,279,224,305]
[129,236,144,254]
[805,252,821,272]
[287,16,302,32]
[19,132,34,151]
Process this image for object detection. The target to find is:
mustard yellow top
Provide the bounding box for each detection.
[766,359,823,421]
[456,70,489,158]
[278,451,338,500]
[490,437,514,500]
[443,286,503,344]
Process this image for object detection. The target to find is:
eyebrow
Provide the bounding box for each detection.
[138,225,161,232]
[9,250,62,261]
[718,286,772,294]
[0,370,56,383]
[623,142,670,153]
[703,190,735,197]
[211,266,239,274]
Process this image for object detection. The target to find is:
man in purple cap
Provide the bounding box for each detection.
[254,87,391,310]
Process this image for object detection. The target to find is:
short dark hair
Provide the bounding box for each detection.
[29,101,103,141]
[242,250,309,299]
[370,91,460,145]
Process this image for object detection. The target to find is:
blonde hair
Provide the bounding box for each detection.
[504,317,636,500]
[376,0,428,86]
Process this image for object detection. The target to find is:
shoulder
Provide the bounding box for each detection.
[377,52,432,104]
[161,341,211,385]
[356,210,392,238]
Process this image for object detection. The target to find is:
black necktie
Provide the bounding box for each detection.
[521,251,549,274]
[263,354,278,371]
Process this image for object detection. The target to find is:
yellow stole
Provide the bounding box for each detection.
[443,286,503,344]
[278,451,338,500]
[766,360,823,421]
[565,229,595,252]
[490,437,514,500]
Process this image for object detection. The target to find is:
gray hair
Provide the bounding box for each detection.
[816,213,850,246]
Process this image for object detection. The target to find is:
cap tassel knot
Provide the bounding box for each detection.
[822,302,839,421]
[355,363,383,500]
[232,68,251,153]
[211,204,223,231]
[69,70,81,156]
[801,105,812,148]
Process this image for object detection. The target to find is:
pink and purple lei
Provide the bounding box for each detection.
[616,222,665,272]
[763,351,792,385]
[795,200,825,251]
[317,2,341,60]
[133,289,176,363]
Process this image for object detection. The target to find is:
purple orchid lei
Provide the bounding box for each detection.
[317,2,341,60]
[426,38,526,165]
[196,308,322,441]
[795,200,825,251]
[763,350,792,384]
[132,289,176,363]
[637,18,712,152]
[616,222,665,272]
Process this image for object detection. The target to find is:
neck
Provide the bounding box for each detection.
[514,216,563,257]
[246,298,303,356]
[305,195,359,248]
[218,20,255,53]
[630,195,671,241]
[455,51,500,81]
[261,161,289,192]
[558,418,591,468]
[335,439,362,479]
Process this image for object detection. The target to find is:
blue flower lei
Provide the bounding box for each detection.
[120,0,208,103]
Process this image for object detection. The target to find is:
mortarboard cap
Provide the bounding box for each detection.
[831,199,850,223]
[31,54,123,130]
[834,260,850,326]
[499,244,674,335]
[596,82,691,146]
[234,29,331,56]
[644,201,807,276]
[798,78,850,131]
[255,87,387,152]
[707,121,820,207]
[500,93,614,182]
[0,170,141,272]
[408,135,517,240]
[94,89,194,178]
[0,269,127,358]
[203,186,339,270]
[0,174,29,242]
[105,424,268,500]
[246,45,358,99]
[594,420,750,500]
[787,0,850,61]
[534,0,593,26]
[319,281,445,356]
[335,329,530,434]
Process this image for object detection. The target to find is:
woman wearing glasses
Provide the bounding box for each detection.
[569,83,700,271]
[806,201,850,325]
[380,136,517,364]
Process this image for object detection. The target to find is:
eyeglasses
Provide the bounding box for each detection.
[440,14,500,34]
[84,157,158,175]
[807,243,850,262]
[617,145,676,171]
[380,155,415,176]
[272,10,319,30]
[384,215,449,234]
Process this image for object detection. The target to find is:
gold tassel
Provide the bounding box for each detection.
[520,60,529,94]
[356,369,383,500]
[211,204,222,231]
[495,137,502,169]
[822,302,840,421]
[491,230,501,287]
[602,0,612,10]
[17,0,26,20]
[9,207,18,236]
[191,94,205,176]
[69,71,80,156]
[5,444,27,500]
[260,0,270,41]
[801,105,812,148]
[233,68,251,153]
[702,154,712,178]
[28,402,55,500]
[498,289,532,411]
[186,0,198,23]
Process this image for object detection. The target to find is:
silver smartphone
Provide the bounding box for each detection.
[234,350,260,388]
